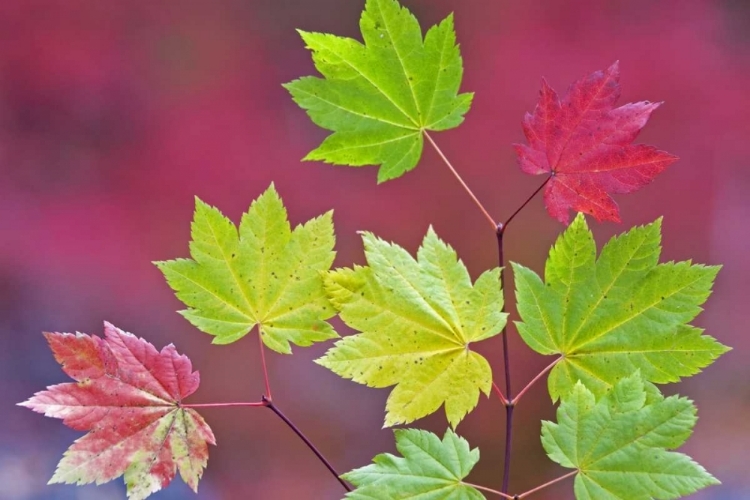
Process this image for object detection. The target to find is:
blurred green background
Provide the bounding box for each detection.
[1,0,748,498]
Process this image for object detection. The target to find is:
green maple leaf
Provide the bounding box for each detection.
[542,372,719,499]
[155,184,338,353]
[317,228,506,428]
[513,213,728,401]
[284,0,473,183]
[343,428,484,500]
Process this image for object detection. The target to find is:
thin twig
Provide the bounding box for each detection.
[501,176,550,230]
[502,403,514,493]
[517,470,578,498]
[423,131,497,231]
[182,401,267,408]
[496,176,551,493]
[264,397,352,492]
[258,332,273,400]
[495,226,512,399]
[462,482,514,499]
[510,357,562,406]
[492,381,509,406]
[496,226,513,494]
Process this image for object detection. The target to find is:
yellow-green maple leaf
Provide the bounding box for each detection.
[156,184,338,353]
[318,228,506,427]
[284,0,473,182]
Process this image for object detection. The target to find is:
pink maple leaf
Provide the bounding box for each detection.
[19,322,215,500]
[514,61,678,223]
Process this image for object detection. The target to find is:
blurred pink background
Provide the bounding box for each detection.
[2,0,748,499]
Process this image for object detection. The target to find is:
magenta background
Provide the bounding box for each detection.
[1,1,748,499]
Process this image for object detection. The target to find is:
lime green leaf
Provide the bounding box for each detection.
[284,0,473,183]
[343,428,484,500]
[513,213,729,401]
[318,228,506,428]
[155,184,338,353]
[542,372,719,499]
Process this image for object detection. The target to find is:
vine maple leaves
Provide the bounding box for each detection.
[515,61,678,224]
[20,7,722,497]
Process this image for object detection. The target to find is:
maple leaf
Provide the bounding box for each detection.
[513,213,729,402]
[19,322,215,500]
[514,62,678,224]
[284,0,473,183]
[542,372,719,499]
[343,428,484,499]
[156,184,338,353]
[317,228,507,428]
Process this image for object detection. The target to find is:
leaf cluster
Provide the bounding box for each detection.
[20,0,729,499]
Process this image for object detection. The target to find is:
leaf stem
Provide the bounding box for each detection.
[462,482,514,499]
[423,131,497,231]
[501,177,550,230]
[182,401,267,408]
[492,381,510,406]
[516,470,578,498]
[258,332,273,400]
[510,357,561,406]
[263,396,352,493]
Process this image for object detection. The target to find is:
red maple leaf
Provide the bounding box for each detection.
[19,322,215,500]
[514,62,678,223]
